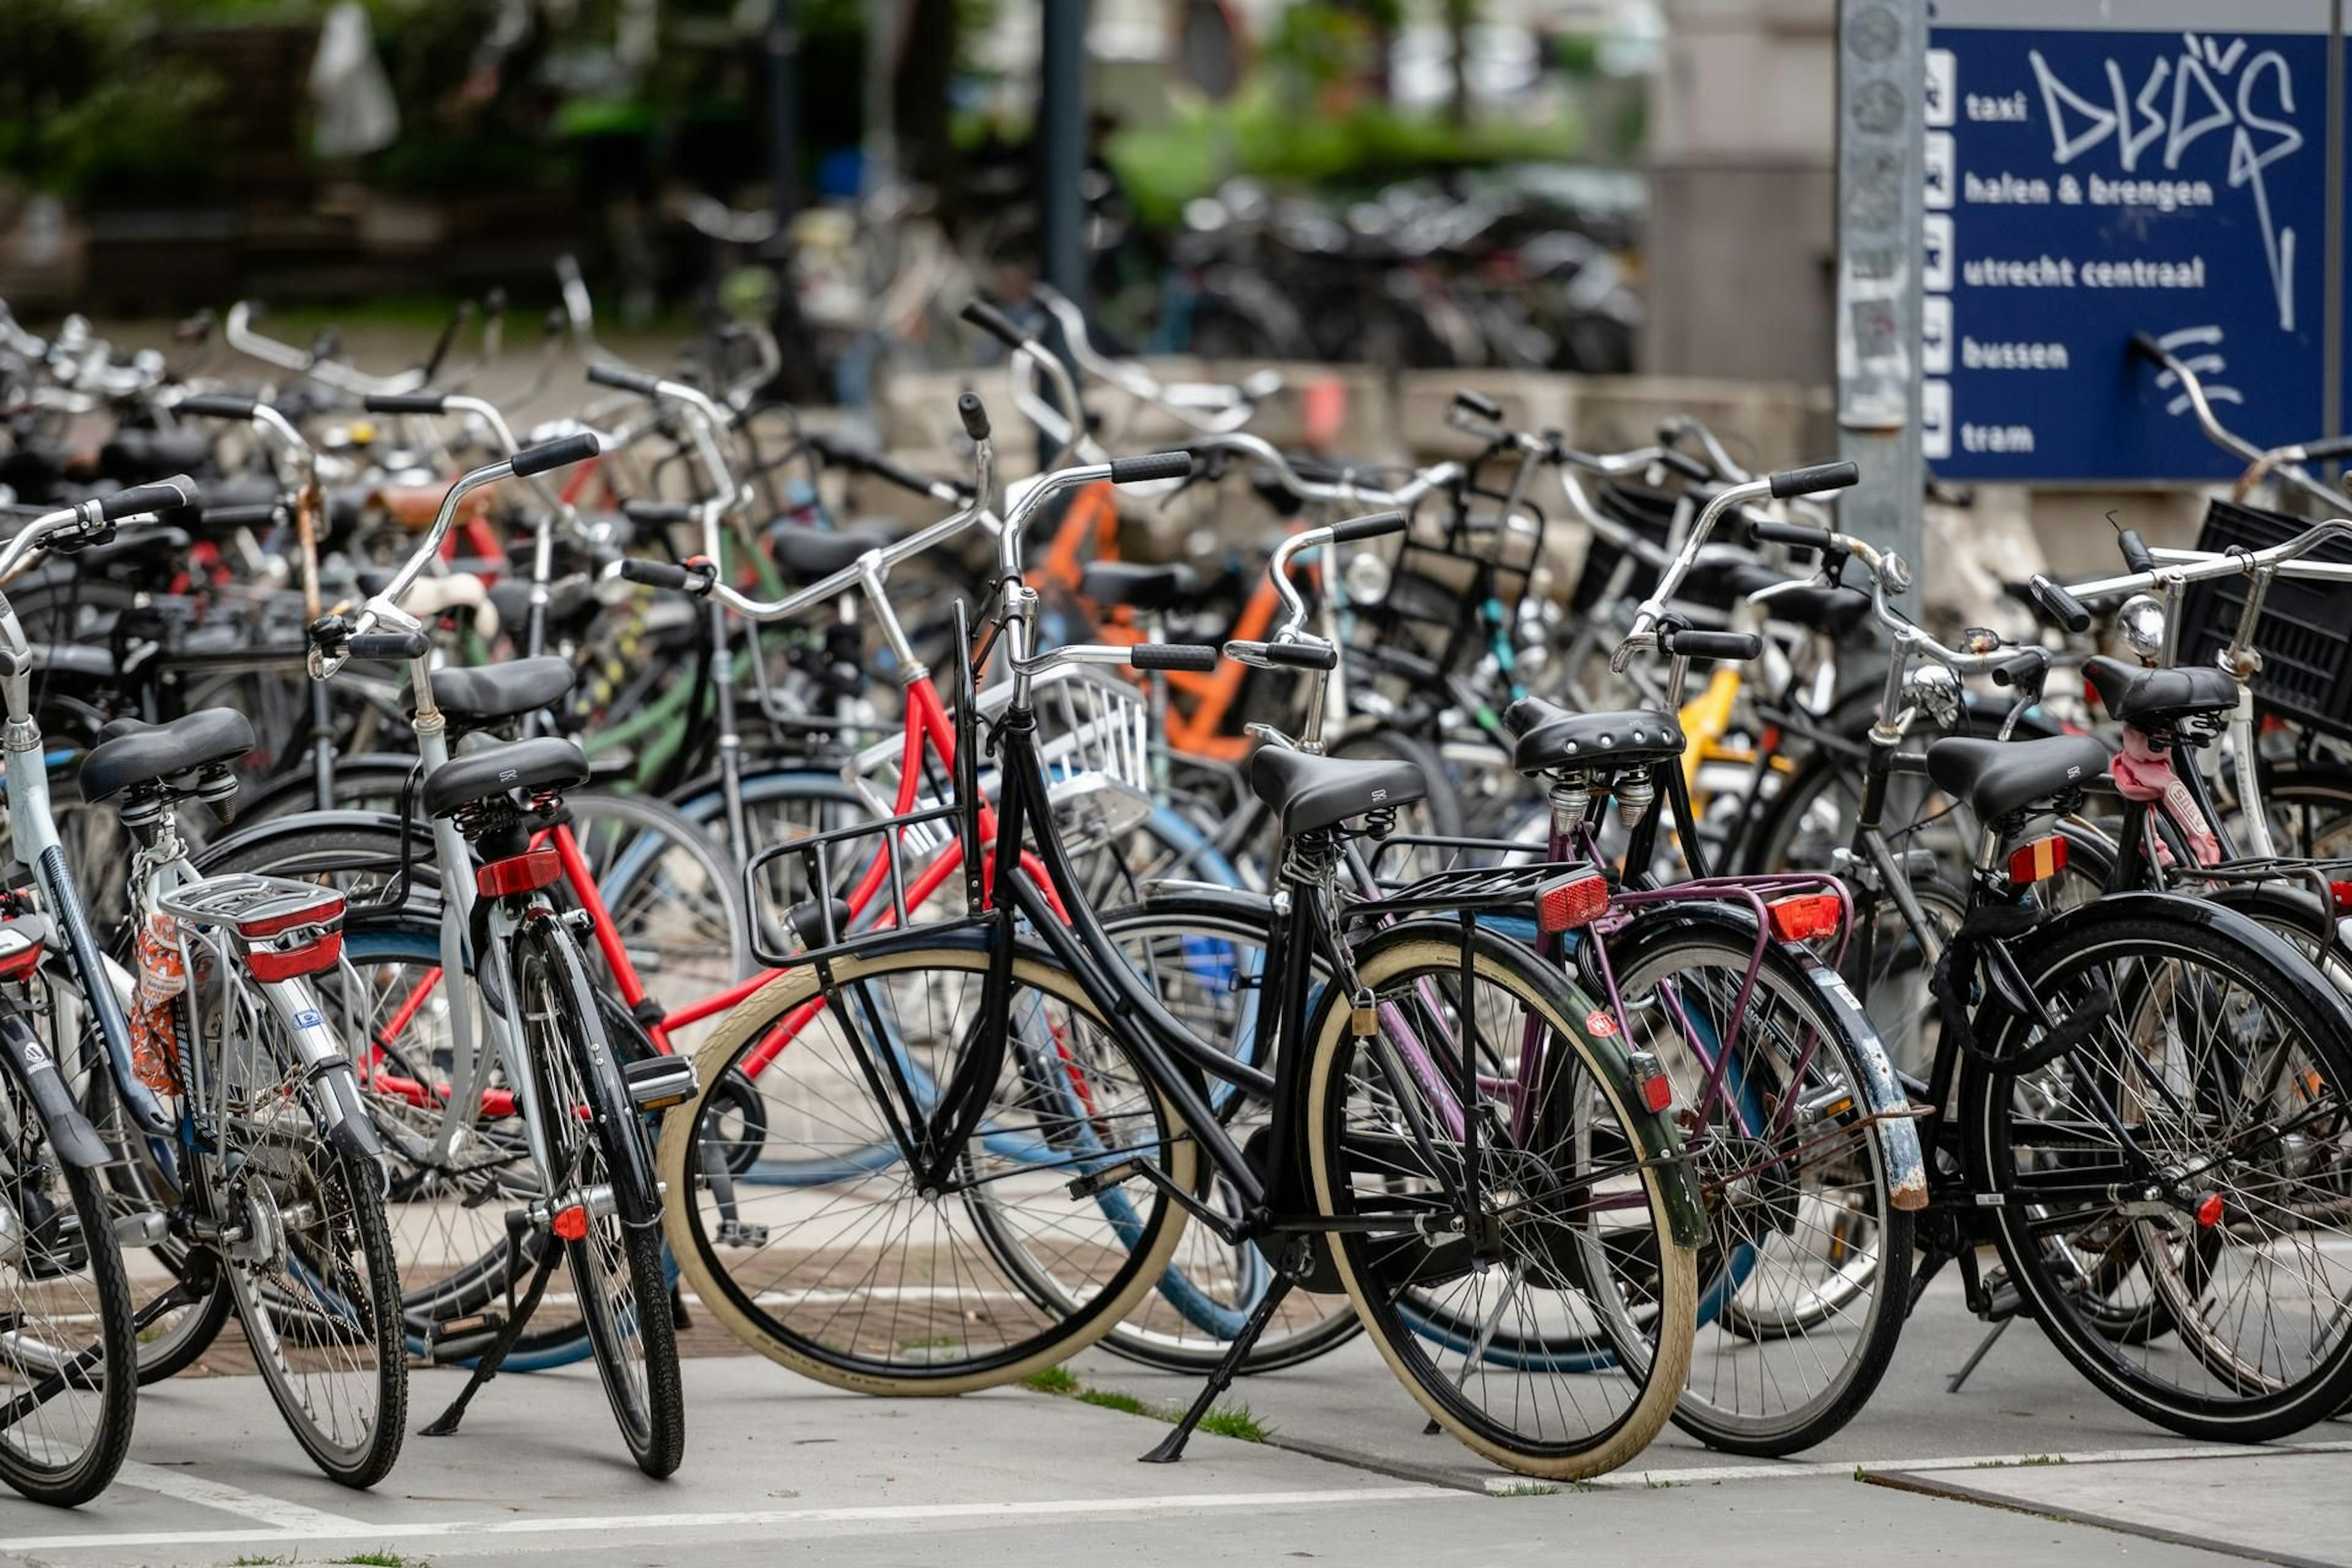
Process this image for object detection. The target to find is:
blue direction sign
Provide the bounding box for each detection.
[1923,2,2330,481]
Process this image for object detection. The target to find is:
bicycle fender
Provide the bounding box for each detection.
[190,808,431,873]
[520,916,665,1227]
[1800,963,1928,1212]
[0,1011,110,1169]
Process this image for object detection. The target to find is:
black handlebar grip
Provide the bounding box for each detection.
[2116,527,2158,574]
[1659,628,1762,662]
[1991,649,2051,690]
[622,499,695,526]
[958,391,990,443]
[1767,460,1861,500]
[618,558,700,592]
[1452,389,1504,421]
[364,392,450,417]
[1657,448,1713,482]
[194,502,282,529]
[959,298,1030,350]
[1750,519,1837,552]
[2301,434,2352,461]
[1128,644,1221,673]
[2127,331,2169,366]
[178,394,258,421]
[587,361,663,397]
[419,300,471,382]
[1329,509,1409,544]
[349,630,431,662]
[1108,451,1193,485]
[96,478,198,522]
[510,431,601,478]
[2027,574,2094,634]
[1262,640,1340,671]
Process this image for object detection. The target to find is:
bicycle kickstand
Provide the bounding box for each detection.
[1140,1275,1296,1464]
[421,1209,565,1438]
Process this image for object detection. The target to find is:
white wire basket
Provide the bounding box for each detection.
[845,663,1153,858]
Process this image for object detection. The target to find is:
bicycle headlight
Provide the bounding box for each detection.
[2119,594,2168,662]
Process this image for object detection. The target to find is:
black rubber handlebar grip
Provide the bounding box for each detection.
[1329,509,1409,544]
[192,502,282,529]
[1262,640,1340,671]
[364,392,450,417]
[1991,649,2050,689]
[1452,389,1503,421]
[958,391,990,443]
[178,394,257,421]
[2301,434,2352,461]
[2116,528,2158,573]
[97,478,198,522]
[1659,629,1762,662]
[349,630,430,661]
[622,500,695,525]
[616,562,696,592]
[958,298,1029,350]
[1656,448,1713,482]
[510,432,601,478]
[587,361,663,397]
[1128,644,1221,673]
[2127,332,2169,366]
[1750,519,1837,552]
[1108,451,1193,485]
[2028,574,2094,634]
[1767,460,1861,500]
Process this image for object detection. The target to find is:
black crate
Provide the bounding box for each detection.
[2177,499,2352,740]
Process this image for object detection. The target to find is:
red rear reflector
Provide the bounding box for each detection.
[236,895,347,941]
[2196,1193,2224,1229]
[1630,1049,1673,1113]
[551,1204,589,1242]
[2331,881,2352,915]
[246,930,343,982]
[1767,894,1842,944]
[2007,835,2068,887]
[478,849,563,900]
[1535,873,1610,933]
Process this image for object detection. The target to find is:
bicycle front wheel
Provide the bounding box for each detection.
[0,1017,136,1506]
[1967,899,2352,1442]
[658,937,1196,1393]
[1305,921,1698,1479]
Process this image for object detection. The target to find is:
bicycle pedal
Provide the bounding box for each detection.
[1069,1158,1143,1199]
[623,1054,698,1112]
[426,1311,506,1364]
[714,1218,769,1249]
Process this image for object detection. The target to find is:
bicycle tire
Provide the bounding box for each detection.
[1304,921,1699,1479]
[657,936,1196,1394]
[1966,897,2352,1442]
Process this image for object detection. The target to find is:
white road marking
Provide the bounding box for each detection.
[0,1485,1438,1553]
[111,1460,366,1531]
[1521,1438,2352,1493]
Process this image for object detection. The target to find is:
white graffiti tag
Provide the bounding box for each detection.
[2028,34,2303,331]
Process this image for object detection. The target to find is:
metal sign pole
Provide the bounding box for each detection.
[1834,1,1926,568]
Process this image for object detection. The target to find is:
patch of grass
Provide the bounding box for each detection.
[1569,1478,1600,1493]
[1076,1388,1155,1418]
[897,1336,959,1351]
[1493,1482,1559,1498]
[1197,1403,1268,1444]
[1022,1365,1080,1395]
[333,1553,418,1568]
[1641,1475,1673,1490]
[229,1557,293,1566]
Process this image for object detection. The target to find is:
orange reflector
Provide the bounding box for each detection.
[1767,893,1842,944]
[1535,873,1611,933]
[2007,835,2068,887]
[551,1205,589,1242]
[2196,1193,2224,1229]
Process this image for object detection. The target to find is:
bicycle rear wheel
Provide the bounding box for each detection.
[514,918,684,1477]
[213,1005,406,1487]
[658,938,1194,1392]
[1305,922,1698,1479]
[1968,900,2352,1442]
